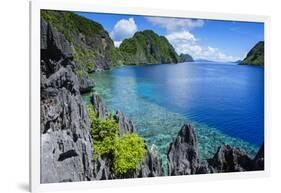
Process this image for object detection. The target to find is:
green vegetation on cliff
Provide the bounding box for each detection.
[41,10,120,73]
[240,41,264,66]
[119,30,180,65]
[87,105,146,176]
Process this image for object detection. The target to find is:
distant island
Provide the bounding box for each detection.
[194,59,215,63]
[179,53,194,62]
[119,30,180,65]
[240,41,264,66]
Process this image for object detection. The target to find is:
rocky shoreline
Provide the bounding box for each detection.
[40,17,264,183]
[168,124,264,175]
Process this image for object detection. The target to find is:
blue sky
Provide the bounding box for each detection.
[77,12,264,62]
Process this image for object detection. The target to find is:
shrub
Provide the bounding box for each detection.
[113,134,146,175]
[87,104,146,175]
[87,105,119,159]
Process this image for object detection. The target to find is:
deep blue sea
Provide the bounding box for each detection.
[84,62,264,171]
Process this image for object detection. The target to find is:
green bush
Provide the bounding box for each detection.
[87,105,119,159]
[87,104,146,175]
[113,134,146,175]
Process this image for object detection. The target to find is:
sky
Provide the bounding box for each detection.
[77,12,264,62]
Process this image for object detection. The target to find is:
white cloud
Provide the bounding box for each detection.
[165,31,197,43]
[166,31,240,62]
[146,16,240,62]
[110,18,138,47]
[146,17,204,32]
[113,41,122,48]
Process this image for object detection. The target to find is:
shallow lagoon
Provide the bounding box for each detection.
[83,62,264,173]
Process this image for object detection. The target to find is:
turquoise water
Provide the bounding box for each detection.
[83,62,264,173]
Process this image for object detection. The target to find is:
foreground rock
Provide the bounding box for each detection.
[168,123,265,175]
[40,19,94,183]
[114,110,136,135]
[90,94,107,120]
[138,145,164,177]
[208,145,253,172]
[168,124,200,175]
[253,143,264,170]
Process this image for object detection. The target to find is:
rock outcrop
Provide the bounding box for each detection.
[168,123,265,175]
[93,156,115,180]
[90,94,107,120]
[78,76,95,94]
[137,145,164,177]
[114,110,136,135]
[40,19,94,183]
[208,145,253,172]
[253,143,264,170]
[168,124,200,175]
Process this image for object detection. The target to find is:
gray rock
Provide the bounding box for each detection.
[46,22,72,59]
[167,122,265,175]
[90,94,107,119]
[41,87,94,183]
[168,124,200,175]
[253,143,264,170]
[208,144,253,172]
[41,66,80,94]
[40,18,94,183]
[40,19,48,50]
[93,156,115,180]
[78,75,95,93]
[41,19,73,77]
[196,161,215,174]
[137,145,164,177]
[114,110,136,135]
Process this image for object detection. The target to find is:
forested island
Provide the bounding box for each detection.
[240,41,264,66]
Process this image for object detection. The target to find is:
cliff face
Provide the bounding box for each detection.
[240,41,264,66]
[119,30,180,65]
[168,124,264,175]
[41,10,118,73]
[40,19,94,183]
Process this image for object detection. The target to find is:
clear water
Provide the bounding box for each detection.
[83,62,264,174]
